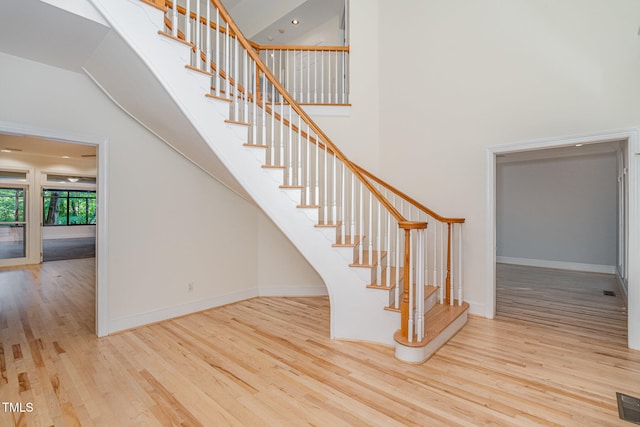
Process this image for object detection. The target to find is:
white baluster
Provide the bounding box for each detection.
[386,210,392,288]
[195,0,201,69]
[205,1,211,73]
[350,173,356,244]
[279,102,285,166]
[331,150,337,224]
[432,220,442,293]
[286,104,293,186]
[306,124,311,205]
[314,50,318,104]
[269,82,275,165]
[321,52,325,104]
[224,22,230,99]
[341,162,347,241]
[185,0,191,43]
[305,51,311,102]
[323,141,328,223]
[252,61,257,144]
[243,50,248,121]
[233,36,239,118]
[377,200,382,286]
[171,0,177,37]
[215,9,220,97]
[439,221,444,304]
[358,181,364,263]
[395,222,400,309]
[297,115,303,187]
[458,224,463,305]
[447,224,456,305]
[335,51,339,104]
[368,192,373,265]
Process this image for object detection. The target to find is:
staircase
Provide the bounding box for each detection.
[89,0,468,363]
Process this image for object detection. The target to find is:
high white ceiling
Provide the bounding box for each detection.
[221,0,344,45]
[0,134,96,159]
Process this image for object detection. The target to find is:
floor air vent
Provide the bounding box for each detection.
[617,392,640,424]
[603,290,616,296]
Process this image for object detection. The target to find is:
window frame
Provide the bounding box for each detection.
[42,188,97,226]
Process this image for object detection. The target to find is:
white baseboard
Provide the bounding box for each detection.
[258,285,328,297]
[497,256,615,274]
[108,288,258,334]
[108,285,328,334]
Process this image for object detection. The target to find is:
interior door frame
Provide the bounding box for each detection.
[486,127,640,350]
[0,120,109,337]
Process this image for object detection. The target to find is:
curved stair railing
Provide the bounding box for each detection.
[142,0,465,346]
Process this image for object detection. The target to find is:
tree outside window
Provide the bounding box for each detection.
[0,188,25,222]
[43,190,96,225]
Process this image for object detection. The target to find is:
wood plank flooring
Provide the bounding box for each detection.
[1,259,639,426]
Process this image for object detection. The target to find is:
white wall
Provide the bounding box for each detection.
[257,214,326,295]
[497,152,617,272]
[318,0,640,316]
[0,51,323,332]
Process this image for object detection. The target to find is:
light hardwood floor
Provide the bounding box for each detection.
[1,260,639,426]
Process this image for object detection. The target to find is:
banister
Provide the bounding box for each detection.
[254,44,350,53]
[207,0,406,225]
[353,163,465,224]
[154,0,466,344]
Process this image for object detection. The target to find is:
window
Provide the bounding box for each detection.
[43,190,96,226]
[0,188,25,222]
[0,187,27,259]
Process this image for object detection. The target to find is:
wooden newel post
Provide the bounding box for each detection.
[398,221,428,340]
[400,227,412,338]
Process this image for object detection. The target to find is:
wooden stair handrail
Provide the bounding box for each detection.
[353,163,465,224]
[206,0,407,225]
[254,44,350,53]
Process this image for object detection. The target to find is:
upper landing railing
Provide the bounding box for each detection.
[254,44,350,105]
[141,0,464,345]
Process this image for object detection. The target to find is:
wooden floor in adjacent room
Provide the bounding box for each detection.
[1,260,639,426]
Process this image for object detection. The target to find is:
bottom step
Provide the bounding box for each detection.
[393,302,469,364]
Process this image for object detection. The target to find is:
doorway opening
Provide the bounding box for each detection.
[486,128,639,350]
[0,122,108,337]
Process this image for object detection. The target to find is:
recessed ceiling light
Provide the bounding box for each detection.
[575,143,584,147]
[67,177,79,183]
[291,19,300,25]
[1,149,11,153]
[61,155,71,159]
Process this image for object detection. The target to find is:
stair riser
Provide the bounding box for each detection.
[395,311,468,364]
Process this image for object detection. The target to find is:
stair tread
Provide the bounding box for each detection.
[370,266,401,287]
[332,235,362,247]
[394,302,469,347]
[349,250,386,268]
[315,221,341,228]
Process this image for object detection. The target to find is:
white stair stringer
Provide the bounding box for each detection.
[89,0,400,345]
